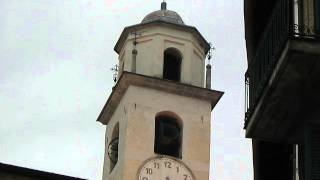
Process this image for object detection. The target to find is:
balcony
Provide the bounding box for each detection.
[244,0,320,141]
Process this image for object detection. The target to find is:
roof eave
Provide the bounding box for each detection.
[114,20,210,55]
[97,71,224,125]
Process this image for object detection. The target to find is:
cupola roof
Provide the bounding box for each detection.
[114,2,210,55]
[142,2,184,25]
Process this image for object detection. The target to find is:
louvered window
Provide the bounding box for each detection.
[311,125,320,179]
[315,0,320,32]
[299,144,305,180]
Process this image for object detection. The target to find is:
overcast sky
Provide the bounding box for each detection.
[0,0,251,179]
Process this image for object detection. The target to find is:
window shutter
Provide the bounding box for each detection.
[315,0,320,32]
[311,125,320,179]
[299,145,305,180]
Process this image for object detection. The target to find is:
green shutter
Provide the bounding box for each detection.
[315,0,320,32]
[299,145,305,180]
[311,125,320,179]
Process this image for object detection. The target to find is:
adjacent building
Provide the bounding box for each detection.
[0,163,86,180]
[244,0,320,179]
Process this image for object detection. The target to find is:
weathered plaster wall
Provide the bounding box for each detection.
[102,85,212,180]
[117,25,207,88]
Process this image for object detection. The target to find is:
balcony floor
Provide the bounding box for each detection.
[246,38,320,143]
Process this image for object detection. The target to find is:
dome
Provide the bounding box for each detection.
[141,2,184,25]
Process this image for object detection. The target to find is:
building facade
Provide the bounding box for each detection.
[0,163,86,180]
[244,0,320,179]
[97,2,223,180]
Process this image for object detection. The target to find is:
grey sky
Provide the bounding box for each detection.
[0,0,251,179]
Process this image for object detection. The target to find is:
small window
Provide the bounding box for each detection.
[154,113,182,158]
[163,48,182,82]
[108,123,119,173]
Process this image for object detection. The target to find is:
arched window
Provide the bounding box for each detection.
[163,48,182,82]
[108,122,119,173]
[154,112,182,158]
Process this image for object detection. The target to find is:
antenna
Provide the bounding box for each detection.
[130,30,144,73]
[111,64,119,83]
[130,30,142,47]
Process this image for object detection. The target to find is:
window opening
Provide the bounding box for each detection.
[154,114,182,158]
[163,48,182,81]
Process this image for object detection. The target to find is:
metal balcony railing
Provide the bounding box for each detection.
[245,0,320,128]
[293,24,320,39]
[244,0,292,127]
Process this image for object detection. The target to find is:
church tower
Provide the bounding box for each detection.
[97,2,223,180]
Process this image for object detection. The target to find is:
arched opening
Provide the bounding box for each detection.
[108,122,119,173]
[154,112,182,158]
[163,48,182,82]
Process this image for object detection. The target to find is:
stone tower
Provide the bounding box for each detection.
[97,2,223,180]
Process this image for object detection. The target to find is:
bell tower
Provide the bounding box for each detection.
[97,2,223,180]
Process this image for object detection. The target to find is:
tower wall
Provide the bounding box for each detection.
[102,90,130,180]
[99,4,223,180]
[117,25,206,88]
[103,85,212,180]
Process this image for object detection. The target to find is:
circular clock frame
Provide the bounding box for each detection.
[137,155,195,180]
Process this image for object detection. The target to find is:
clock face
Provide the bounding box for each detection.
[138,156,194,180]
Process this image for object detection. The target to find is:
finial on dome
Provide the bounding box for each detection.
[161,1,167,10]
